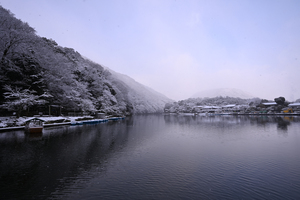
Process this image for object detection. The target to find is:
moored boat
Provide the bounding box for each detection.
[25,118,45,133]
[71,121,83,125]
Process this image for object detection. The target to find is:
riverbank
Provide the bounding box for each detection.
[0,116,125,132]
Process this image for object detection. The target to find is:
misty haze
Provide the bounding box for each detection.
[1,1,300,199]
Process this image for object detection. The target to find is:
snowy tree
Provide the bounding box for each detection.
[0,6,37,64]
[0,5,172,116]
[0,85,48,117]
[274,97,285,105]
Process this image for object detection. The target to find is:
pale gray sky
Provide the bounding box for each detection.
[1,0,300,101]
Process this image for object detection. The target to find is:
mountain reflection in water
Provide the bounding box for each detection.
[0,115,300,199]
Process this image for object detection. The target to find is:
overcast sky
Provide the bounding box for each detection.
[1,0,300,101]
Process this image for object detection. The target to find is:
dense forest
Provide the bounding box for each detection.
[0,6,171,117]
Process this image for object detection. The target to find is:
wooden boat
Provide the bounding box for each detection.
[25,118,45,133]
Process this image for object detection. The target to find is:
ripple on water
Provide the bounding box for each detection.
[1,115,300,199]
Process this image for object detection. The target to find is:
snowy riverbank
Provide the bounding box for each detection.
[0,116,93,129]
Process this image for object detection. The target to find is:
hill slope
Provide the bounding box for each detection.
[107,69,172,113]
[0,5,172,116]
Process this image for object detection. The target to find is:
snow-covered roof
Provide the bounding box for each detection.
[262,102,277,106]
[25,117,45,122]
[222,104,236,108]
[202,106,221,109]
[288,103,300,107]
[195,106,203,108]
[236,105,249,108]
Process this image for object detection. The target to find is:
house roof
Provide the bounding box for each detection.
[222,104,236,108]
[202,106,221,109]
[288,103,300,107]
[262,102,277,106]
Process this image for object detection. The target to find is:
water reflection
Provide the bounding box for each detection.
[0,115,300,199]
[0,120,130,199]
[164,114,298,133]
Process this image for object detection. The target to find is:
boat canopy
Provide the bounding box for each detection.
[25,118,45,123]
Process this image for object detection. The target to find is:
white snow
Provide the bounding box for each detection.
[0,116,92,128]
[262,102,277,106]
[106,68,173,113]
[289,103,300,107]
[222,104,236,108]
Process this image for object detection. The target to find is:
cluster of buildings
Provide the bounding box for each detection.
[187,102,300,115]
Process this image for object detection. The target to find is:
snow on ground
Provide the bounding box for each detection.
[0,116,93,128]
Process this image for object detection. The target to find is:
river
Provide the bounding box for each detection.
[0,114,300,199]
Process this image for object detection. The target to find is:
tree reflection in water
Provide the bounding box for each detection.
[0,120,130,199]
[0,115,300,199]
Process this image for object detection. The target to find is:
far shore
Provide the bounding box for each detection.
[165,112,300,116]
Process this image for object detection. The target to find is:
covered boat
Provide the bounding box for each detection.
[24,118,45,133]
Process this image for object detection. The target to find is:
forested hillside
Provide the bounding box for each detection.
[0,6,171,117]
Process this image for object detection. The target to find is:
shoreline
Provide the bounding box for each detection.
[0,116,125,133]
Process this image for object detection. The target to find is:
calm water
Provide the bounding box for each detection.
[1,114,300,199]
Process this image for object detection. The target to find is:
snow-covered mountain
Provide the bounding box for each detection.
[0,5,173,116]
[107,69,173,113]
[192,88,254,99]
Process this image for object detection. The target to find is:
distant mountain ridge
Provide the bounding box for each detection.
[192,88,254,99]
[107,69,173,113]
